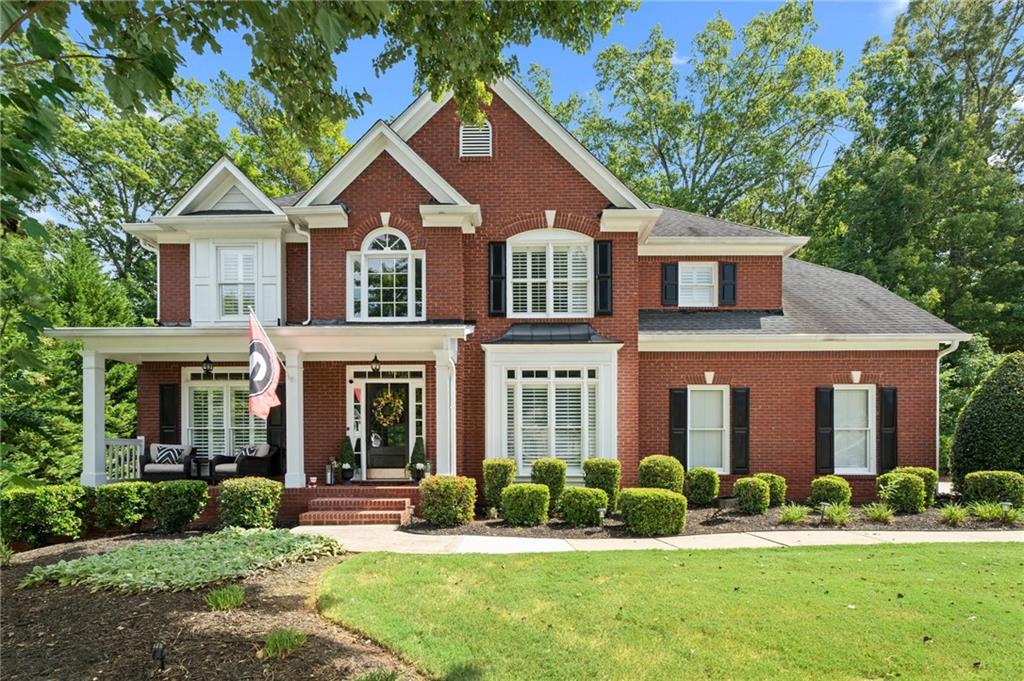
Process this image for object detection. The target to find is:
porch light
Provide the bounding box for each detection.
[369,354,382,376]
[201,355,214,378]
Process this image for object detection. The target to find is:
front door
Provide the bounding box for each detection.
[365,382,410,470]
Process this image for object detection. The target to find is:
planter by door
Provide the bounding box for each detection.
[366,383,410,472]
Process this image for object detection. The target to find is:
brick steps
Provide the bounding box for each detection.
[298,489,416,525]
[308,497,409,511]
[298,508,412,526]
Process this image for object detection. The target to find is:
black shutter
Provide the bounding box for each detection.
[879,387,897,473]
[158,384,179,443]
[595,240,613,315]
[719,262,737,306]
[731,387,750,474]
[267,383,287,476]
[815,387,835,474]
[488,242,506,316]
[661,263,678,306]
[669,388,687,467]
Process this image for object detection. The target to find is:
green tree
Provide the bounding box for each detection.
[939,336,1002,474]
[528,1,846,230]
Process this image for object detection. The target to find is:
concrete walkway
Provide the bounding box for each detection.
[293,525,1024,555]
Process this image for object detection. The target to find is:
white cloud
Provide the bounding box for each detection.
[670,51,689,66]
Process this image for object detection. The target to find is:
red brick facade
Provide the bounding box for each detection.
[638,255,783,310]
[157,244,190,323]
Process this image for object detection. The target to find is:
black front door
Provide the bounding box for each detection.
[365,383,410,469]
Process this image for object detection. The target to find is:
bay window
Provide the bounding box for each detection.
[348,228,425,321]
[508,229,592,317]
[687,386,729,473]
[834,385,875,474]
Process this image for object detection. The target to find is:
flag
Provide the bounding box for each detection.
[248,312,281,419]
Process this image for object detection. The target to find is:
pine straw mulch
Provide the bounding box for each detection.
[1,534,424,681]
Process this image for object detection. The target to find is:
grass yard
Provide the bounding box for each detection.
[319,543,1024,681]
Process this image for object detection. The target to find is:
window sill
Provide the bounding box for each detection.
[833,470,876,477]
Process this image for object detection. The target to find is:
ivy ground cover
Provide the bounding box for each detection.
[319,543,1022,681]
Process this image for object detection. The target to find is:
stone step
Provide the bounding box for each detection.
[297,509,412,526]
[307,497,411,511]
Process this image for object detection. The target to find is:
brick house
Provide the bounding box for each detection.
[51,79,969,515]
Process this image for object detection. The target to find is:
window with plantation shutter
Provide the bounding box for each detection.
[677,262,717,307]
[187,373,268,458]
[189,386,227,458]
[459,121,492,157]
[508,230,593,318]
[231,388,267,448]
[218,246,256,318]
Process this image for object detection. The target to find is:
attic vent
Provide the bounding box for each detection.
[459,121,492,158]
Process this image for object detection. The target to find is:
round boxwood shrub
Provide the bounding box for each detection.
[219,477,283,528]
[582,458,621,512]
[889,466,938,507]
[809,475,852,507]
[91,481,153,530]
[0,484,86,546]
[151,480,208,533]
[951,352,1024,488]
[419,475,476,527]
[559,487,608,528]
[638,455,684,494]
[733,477,770,515]
[753,473,787,507]
[962,470,1024,508]
[618,488,687,537]
[876,472,925,514]
[684,467,720,507]
[530,458,566,510]
[483,458,517,510]
[501,483,549,526]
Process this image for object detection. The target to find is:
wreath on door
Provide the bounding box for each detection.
[372,386,405,428]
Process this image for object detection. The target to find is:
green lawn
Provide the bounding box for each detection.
[319,543,1023,681]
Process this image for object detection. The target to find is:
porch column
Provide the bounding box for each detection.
[433,340,457,476]
[284,350,305,488]
[80,350,106,486]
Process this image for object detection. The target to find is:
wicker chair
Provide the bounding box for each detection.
[139,444,195,482]
[210,444,281,483]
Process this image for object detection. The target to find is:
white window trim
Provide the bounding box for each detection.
[459,120,492,158]
[216,243,257,321]
[686,385,730,474]
[346,227,426,322]
[833,384,876,475]
[507,229,594,319]
[180,366,267,457]
[345,364,426,481]
[677,261,718,309]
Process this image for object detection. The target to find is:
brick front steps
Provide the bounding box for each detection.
[297,484,420,526]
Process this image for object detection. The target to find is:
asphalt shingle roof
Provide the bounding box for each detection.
[640,259,966,337]
[271,191,304,207]
[650,205,793,239]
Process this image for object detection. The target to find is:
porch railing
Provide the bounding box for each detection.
[105,438,144,482]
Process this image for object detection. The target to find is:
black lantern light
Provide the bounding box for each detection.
[369,354,382,376]
[201,354,214,378]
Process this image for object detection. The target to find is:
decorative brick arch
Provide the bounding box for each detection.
[495,211,602,240]
[350,214,427,250]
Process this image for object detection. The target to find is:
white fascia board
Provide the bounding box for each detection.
[638,236,810,257]
[420,204,482,233]
[298,121,469,208]
[638,333,973,353]
[283,205,349,229]
[600,208,663,242]
[136,215,290,244]
[165,157,284,217]
[392,91,451,138]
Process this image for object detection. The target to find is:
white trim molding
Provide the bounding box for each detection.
[639,236,809,257]
[507,228,594,319]
[639,333,974,353]
[600,208,662,242]
[165,156,284,218]
[686,384,730,474]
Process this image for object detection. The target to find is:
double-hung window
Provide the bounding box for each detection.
[678,262,717,307]
[687,386,729,473]
[833,385,875,474]
[218,246,256,318]
[503,367,599,474]
[508,230,592,317]
[348,228,425,321]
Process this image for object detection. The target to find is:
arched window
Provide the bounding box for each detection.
[507,229,593,317]
[347,228,425,321]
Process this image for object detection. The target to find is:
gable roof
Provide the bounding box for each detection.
[391,78,648,210]
[651,205,792,238]
[164,156,284,217]
[297,121,472,208]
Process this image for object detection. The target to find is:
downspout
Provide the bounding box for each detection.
[138,238,160,322]
[292,222,312,325]
[446,350,457,476]
[935,340,962,473]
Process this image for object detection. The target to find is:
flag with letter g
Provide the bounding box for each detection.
[248,312,281,419]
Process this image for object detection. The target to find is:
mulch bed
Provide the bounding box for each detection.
[1,534,424,681]
[403,505,1019,539]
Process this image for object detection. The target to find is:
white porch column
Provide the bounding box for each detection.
[80,350,106,487]
[284,350,306,488]
[433,341,458,476]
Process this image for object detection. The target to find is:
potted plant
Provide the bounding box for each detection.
[406,437,427,482]
[339,437,357,483]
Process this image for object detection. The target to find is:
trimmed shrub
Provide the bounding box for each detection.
[501,483,549,526]
[559,487,608,528]
[733,477,770,515]
[419,476,476,527]
[876,472,926,514]
[684,467,719,507]
[890,466,938,507]
[483,458,517,510]
[961,471,1024,508]
[753,473,787,507]
[618,488,687,537]
[638,455,684,494]
[91,481,152,530]
[582,458,621,512]
[150,480,208,533]
[809,475,852,507]
[0,484,86,546]
[530,458,566,510]
[951,352,1024,487]
[219,477,283,528]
